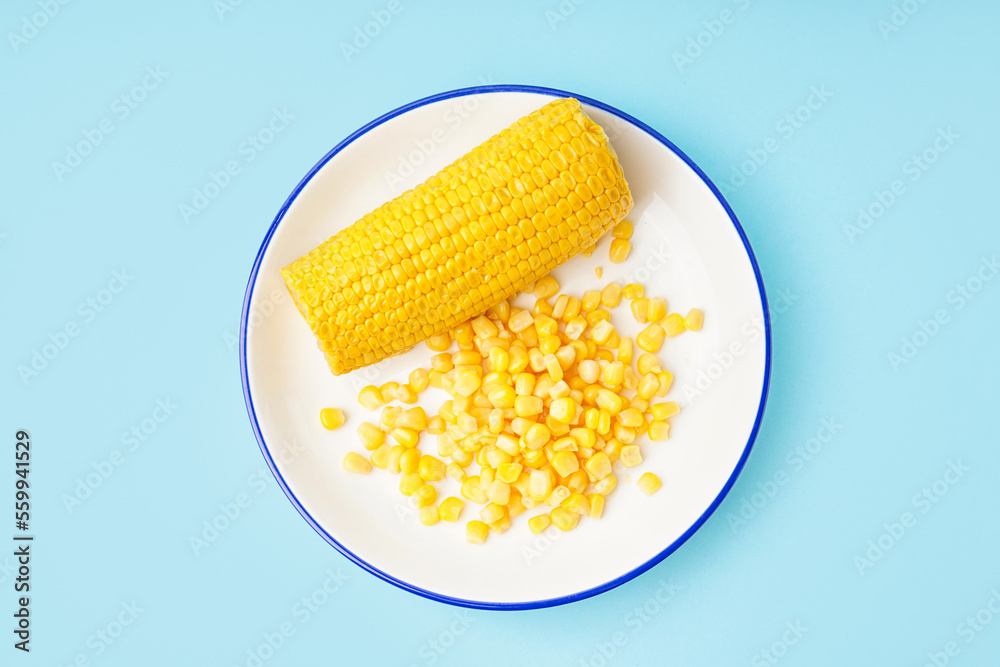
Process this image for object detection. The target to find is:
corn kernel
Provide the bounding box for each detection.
[663,313,686,337]
[357,386,384,410]
[550,506,580,531]
[342,450,372,474]
[648,420,670,441]
[439,497,465,522]
[637,472,661,495]
[461,478,488,504]
[585,452,613,480]
[618,336,633,364]
[597,409,612,435]
[617,408,644,428]
[528,514,551,534]
[356,422,385,450]
[471,315,499,338]
[446,462,468,483]
[601,283,622,308]
[544,353,563,381]
[636,323,666,353]
[631,298,649,324]
[622,283,644,299]
[380,405,402,430]
[546,485,571,507]
[612,220,633,239]
[562,492,590,515]
[565,316,587,340]
[590,320,614,345]
[529,469,555,500]
[395,407,427,431]
[651,402,680,420]
[637,353,661,375]
[399,472,422,495]
[480,502,506,524]
[418,505,439,526]
[524,423,552,450]
[515,395,543,417]
[563,296,582,320]
[594,474,617,495]
[609,239,631,264]
[594,266,603,279]
[497,462,523,484]
[581,290,601,312]
[602,361,625,388]
[431,352,454,372]
[587,493,605,519]
[413,484,437,507]
[426,333,451,352]
[655,371,673,397]
[419,455,447,481]
[684,307,704,331]
[427,416,446,435]
[380,381,400,402]
[532,275,560,300]
[550,451,580,477]
[391,427,420,449]
[596,389,624,414]
[647,297,667,323]
[387,445,403,474]
[466,520,489,544]
[549,397,577,423]
[620,445,642,467]
[320,408,345,430]
[487,480,511,505]
[508,309,534,333]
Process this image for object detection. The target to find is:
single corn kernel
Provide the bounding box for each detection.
[395,407,427,431]
[617,408,644,428]
[612,220,633,239]
[418,455,447,482]
[552,436,578,452]
[524,423,552,450]
[426,333,451,352]
[369,443,391,469]
[466,520,489,544]
[471,315,499,338]
[479,502,506,524]
[529,469,555,500]
[637,472,662,495]
[578,359,600,384]
[609,239,631,264]
[413,484,437,508]
[544,353,563,382]
[590,320,614,345]
[488,346,510,373]
[398,472,423,495]
[647,297,667,323]
[594,474,617,495]
[601,283,622,308]
[446,461,468,483]
[597,409,612,435]
[596,389,624,414]
[533,275,560,300]
[320,408,345,431]
[409,368,430,393]
[400,448,421,474]
[588,493,605,519]
[437,433,458,457]
[637,353,662,375]
[488,408,504,435]
[648,420,671,441]
[357,386,384,410]
[343,451,370,475]
[684,307,704,331]
[438,497,465,522]
[651,402,680,420]
[565,316,587,340]
[357,422,386,451]
[427,416,446,435]
[595,266,603,279]
[528,514,551,534]
[430,353,454,372]
[563,296,582,320]
[581,290,602,312]
[602,361,625,388]
[620,445,643,467]
[487,385,516,410]
[552,294,569,319]
[622,283,644,299]
[487,480,511,505]
[380,381,400,402]
[549,397,577,423]
[550,451,580,477]
[418,505,440,526]
[549,380,571,401]
[396,384,418,404]
[631,298,649,324]
[508,309,534,333]
[391,427,419,449]
[380,405,402,430]
[636,323,666,353]
[498,462,523,484]
[585,452,613,480]
[550,506,581,531]
[637,374,660,400]
[508,345,529,373]
[515,395,544,417]
[561,491,590,515]
[618,336,633,364]
[663,313,686,337]
[387,445,403,474]
[655,371,674,397]
[515,373,537,396]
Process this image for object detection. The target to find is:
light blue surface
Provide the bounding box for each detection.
[2,1,998,665]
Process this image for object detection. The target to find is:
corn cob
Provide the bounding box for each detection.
[282,97,633,375]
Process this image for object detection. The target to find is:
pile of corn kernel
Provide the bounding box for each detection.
[331,271,703,545]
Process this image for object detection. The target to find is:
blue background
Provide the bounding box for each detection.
[3,1,999,665]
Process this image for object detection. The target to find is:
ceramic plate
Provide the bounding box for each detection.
[240,85,770,609]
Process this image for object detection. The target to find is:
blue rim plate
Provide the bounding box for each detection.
[240,84,770,610]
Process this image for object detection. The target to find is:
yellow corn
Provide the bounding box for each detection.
[380,381,399,402]
[663,313,686,337]
[419,505,440,526]
[426,333,451,352]
[620,445,642,467]
[684,307,704,331]
[419,455,447,481]
[528,514,551,534]
[413,484,437,508]
[282,98,633,375]
[585,452,612,479]
[648,420,670,441]
[637,472,661,495]
[533,276,560,300]
[631,298,649,323]
[357,386,384,410]
[466,520,489,544]
[636,323,665,353]
[601,283,622,308]
[587,493,605,519]
[342,451,371,474]
[609,239,631,263]
[438,497,465,522]
[651,401,680,420]
[369,443,391,469]
[550,506,580,531]
[647,297,667,323]
[320,408,345,430]
[409,368,430,392]
[391,427,419,449]
[594,266,603,279]
[357,422,385,450]
[622,283,644,299]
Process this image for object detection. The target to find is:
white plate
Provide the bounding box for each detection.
[240,85,770,609]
